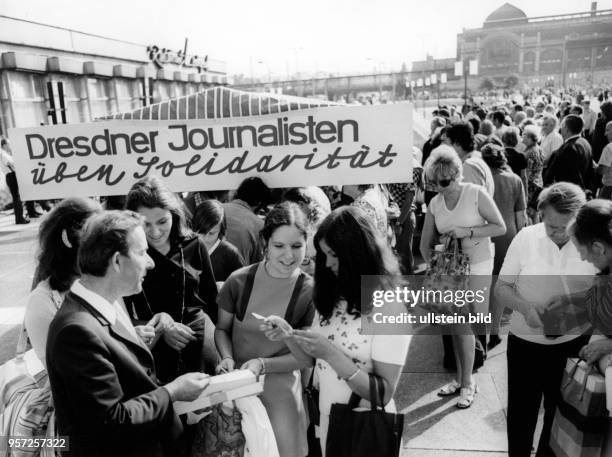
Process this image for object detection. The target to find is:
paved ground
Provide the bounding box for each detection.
[0,209,519,456]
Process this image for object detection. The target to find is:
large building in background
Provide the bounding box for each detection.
[0,15,228,135]
[457,2,612,88]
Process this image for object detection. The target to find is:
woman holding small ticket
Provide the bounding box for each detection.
[261,206,411,456]
[214,202,315,457]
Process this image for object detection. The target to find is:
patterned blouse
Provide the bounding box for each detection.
[312,301,411,416]
[524,144,544,191]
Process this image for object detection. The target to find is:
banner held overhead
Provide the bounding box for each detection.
[9,103,413,200]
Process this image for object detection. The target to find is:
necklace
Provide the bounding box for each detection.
[140,246,186,323]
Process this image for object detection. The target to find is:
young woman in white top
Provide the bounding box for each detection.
[25,197,102,367]
[420,145,506,408]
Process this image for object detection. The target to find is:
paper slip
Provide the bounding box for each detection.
[203,369,256,395]
[174,381,264,415]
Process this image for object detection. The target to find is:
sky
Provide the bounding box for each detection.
[1,0,611,78]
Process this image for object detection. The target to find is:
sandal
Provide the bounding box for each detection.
[437,380,461,397]
[456,384,479,409]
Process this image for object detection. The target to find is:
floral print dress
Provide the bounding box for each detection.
[311,300,411,456]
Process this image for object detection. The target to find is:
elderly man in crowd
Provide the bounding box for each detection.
[46,210,209,457]
[543,114,594,191]
[540,113,564,164]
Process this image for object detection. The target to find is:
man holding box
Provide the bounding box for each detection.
[46,210,209,457]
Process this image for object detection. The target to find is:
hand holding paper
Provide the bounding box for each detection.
[165,372,210,402]
[257,314,294,340]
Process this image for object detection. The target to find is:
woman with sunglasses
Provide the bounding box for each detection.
[420,145,506,408]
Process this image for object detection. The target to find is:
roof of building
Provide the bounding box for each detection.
[484,3,528,25]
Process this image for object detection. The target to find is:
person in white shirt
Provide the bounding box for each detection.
[581,99,598,139]
[495,182,597,457]
[596,121,612,199]
[540,114,564,164]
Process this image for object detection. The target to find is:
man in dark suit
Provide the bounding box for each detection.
[543,114,595,192]
[46,210,209,457]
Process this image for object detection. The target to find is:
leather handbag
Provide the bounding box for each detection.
[423,236,471,315]
[326,374,404,457]
[190,402,245,457]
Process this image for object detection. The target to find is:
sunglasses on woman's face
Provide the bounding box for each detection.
[435,178,452,188]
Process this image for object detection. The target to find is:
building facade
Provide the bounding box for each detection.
[0,15,228,136]
[457,2,612,88]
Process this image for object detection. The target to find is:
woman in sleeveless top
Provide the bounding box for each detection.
[420,145,506,408]
[215,202,315,457]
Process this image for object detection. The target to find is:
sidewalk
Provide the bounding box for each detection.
[398,334,514,456]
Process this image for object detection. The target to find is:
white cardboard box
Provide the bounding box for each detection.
[202,369,256,395]
[174,379,263,415]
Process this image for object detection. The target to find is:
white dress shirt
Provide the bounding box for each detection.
[71,280,139,340]
[499,223,598,344]
[541,131,563,163]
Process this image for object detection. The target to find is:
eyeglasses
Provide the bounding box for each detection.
[435,178,452,188]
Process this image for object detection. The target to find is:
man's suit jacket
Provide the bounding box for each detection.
[46,292,182,457]
[543,136,595,190]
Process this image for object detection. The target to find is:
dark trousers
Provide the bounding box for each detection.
[395,211,416,274]
[152,307,207,383]
[4,171,26,223]
[506,333,590,457]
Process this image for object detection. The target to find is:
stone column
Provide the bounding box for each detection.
[535,32,541,73]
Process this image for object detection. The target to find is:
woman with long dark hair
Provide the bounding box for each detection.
[261,206,411,456]
[124,175,218,382]
[25,197,102,366]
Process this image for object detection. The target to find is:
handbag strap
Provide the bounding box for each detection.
[374,376,387,413]
[235,264,259,321]
[347,374,386,411]
[562,358,583,391]
[307,366,315,389]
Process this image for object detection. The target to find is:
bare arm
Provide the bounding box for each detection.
[474,187,506,238]
[325,348,403,405]
[515,210,527,231]
[214,308,234,360]
[419,211,438,263]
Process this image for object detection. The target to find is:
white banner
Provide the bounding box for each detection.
[9,103,413,200]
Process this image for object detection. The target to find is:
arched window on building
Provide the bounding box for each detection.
[523,51,536,75]
[540,48,563,74]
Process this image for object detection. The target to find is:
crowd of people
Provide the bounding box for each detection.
[5,87,612,457]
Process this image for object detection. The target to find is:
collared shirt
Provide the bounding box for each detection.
[71,280,139,340]
[598,143,612,186]
[541,131,563,163]
[582,110,597,133]
[499,223,598,344]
